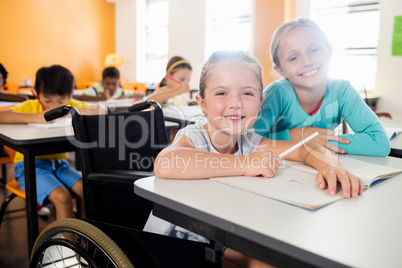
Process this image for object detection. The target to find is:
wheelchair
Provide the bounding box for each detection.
[29,101,221,268]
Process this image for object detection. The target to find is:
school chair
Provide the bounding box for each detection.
[122,82,147,94]
[0,147,82,228]
[31,101,220,267]
[75,81,98,90]
[0,146,14,186]
[1,82,19,94]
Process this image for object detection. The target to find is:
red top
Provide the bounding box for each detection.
[308,98,324,116]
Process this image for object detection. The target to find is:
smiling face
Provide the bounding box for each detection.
[166,68,192,88]
[38,93,69,111]
[197,62,263,138]
[274,26,331,92]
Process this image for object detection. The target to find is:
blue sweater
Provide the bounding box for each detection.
[253,78,390,156]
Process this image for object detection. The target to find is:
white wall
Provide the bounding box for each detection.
[113,0,206,89]
[114,0,137,84]
[375,2,402,124]
[169,0,206,89]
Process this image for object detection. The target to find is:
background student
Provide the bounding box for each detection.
[0,63,28,102]
[253,18,390,157]
[78,66,144,101]
[0,64,106,221]
[147,50,363,268]
[145,56,193,105]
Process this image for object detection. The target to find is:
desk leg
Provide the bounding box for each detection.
[24,150,39,257]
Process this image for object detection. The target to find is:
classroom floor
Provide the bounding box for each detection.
[0,153,77,267]
[0,186,57,268]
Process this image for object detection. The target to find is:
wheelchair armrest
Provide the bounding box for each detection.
[87,170,154,184]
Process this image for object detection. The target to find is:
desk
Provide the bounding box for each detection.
[162,105,203,128]
[0,118,179,256]
[0,124,76,255]
[0,101,21,109]
[134,155,402,267]
[382,122,402,158]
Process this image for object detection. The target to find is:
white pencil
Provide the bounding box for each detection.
[278,131,319,158]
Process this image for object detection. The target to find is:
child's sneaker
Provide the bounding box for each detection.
[37,204,51,216]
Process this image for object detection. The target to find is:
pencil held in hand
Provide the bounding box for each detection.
[279,132,319,158]
[165,73,181,84]
[31,89,46,111]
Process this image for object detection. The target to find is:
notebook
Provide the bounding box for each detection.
[211,156,402,210]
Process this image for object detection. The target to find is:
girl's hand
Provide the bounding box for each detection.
[174,81,190,95]
[289,127,350,154]
[316,165,364,198]
[242,151,281,178]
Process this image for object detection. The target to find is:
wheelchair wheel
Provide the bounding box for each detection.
[30,218,134,268]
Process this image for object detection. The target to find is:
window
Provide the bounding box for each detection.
[310,1,380,91]
[137,0,169,85]
[205,0,253,58]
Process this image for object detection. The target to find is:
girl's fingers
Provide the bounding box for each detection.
[316,172,327,190]
[261,168,275,178]
[347,172,364,196]
[337,172,351,198]
[327,135,350,145]
[325,143,345,154]
[326,172,339,196]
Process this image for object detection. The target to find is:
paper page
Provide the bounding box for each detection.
[28,117,72,128]
[211,166,344,210]
[383,126,402,140]
[291,156,402,188]
[212,156,402,210]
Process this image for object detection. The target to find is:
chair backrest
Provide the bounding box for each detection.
[71,105,169,229]
[74,81,98,90]
[72,108,168,175]
[122,82,147,93]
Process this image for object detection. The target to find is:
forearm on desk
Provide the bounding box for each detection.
[333,132,390,156]
[0,110,45,123]
[154,148,245,179]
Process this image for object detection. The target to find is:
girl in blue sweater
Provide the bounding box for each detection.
[254,18,390,156]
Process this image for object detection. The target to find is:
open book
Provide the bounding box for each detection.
[211,156,402,211]
[383,126,402,140]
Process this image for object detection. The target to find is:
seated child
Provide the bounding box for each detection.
[253,18,390,157]
[0,63,27,102]
[0,64,106,220]
[146,50,363,268]
[0,63,8,91]
[145,56,193,105]
[78,66,144,101]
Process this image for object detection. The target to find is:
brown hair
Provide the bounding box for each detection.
[35,65,74,97]
[159,56,192,87]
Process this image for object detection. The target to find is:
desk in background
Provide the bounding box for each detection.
[0,124,76,256]
[162,105,203,128]
[0,101,21,109]
[382,122,402,158]
[135,155,402,267]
